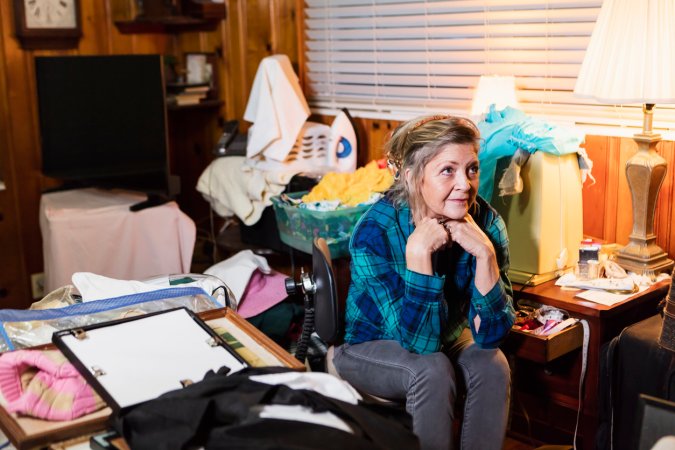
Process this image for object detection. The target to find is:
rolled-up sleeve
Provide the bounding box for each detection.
[348,215,448,354]
[467,214,515,349]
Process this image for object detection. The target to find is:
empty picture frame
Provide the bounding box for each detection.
[185,52,213,85]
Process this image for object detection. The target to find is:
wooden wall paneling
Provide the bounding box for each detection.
[270,0,299,70]
[175,31,206,53]
[599,136,620,244]
[107,26,138,55]
[582,135,609,240]
[365,118,398,164]
[80,0,111,54]
[603,136,623,244]
[107,0,146,55]
[0,3,30,308]
[243,0,273,117]
[1,12,46,300]
[245,0,273,71]
[222,0,248,122]
[129,34,174,55]
[294,0,306,89]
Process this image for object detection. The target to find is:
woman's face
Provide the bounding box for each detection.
[417,143,479,220]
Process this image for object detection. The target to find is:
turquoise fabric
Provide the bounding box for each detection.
[477,105,584,201]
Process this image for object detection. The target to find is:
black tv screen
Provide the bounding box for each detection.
[35,54,178,198]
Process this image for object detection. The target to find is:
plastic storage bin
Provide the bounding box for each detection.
[271,192,371,258]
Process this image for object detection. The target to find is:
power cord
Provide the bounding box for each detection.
[573,319,590,450]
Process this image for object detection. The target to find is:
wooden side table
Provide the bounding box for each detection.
[504,279,668,449]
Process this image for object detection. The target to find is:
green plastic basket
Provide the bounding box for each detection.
[271,192,371,258]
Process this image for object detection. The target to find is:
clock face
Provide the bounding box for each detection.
[24,0,77,29]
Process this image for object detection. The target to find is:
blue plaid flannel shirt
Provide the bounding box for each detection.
[344,194,515,354]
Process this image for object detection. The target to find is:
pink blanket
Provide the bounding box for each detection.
[236,269,289,318]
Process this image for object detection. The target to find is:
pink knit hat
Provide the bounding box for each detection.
[0,349,105,421]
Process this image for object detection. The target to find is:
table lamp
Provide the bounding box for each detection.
[471,75,519,116]
[574,0,675,274]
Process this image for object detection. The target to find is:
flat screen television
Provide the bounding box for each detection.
[35,54,179,210]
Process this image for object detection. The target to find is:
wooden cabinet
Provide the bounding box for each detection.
[167,103,222,221]
[503,280,668,449]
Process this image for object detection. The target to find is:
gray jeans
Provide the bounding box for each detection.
[332,328,510,450]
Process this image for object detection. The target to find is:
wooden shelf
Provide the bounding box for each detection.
[167,99,223,111]
[114,16,221,34]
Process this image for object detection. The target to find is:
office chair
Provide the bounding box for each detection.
[285,238,398,407]
[284,238,340,364]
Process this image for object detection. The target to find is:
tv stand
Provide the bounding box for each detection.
[129,194,170,212]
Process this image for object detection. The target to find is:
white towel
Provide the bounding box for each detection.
[243,55,310,162]
[204,250,271,302]
[72,272,170,302]
[72,272,232,306]
[196,156,296,225]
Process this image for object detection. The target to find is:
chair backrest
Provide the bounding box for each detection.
[312,238,341,345]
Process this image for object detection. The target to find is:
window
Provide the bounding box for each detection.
[303,0,675,136]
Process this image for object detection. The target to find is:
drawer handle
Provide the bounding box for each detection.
[0,288,7,298]
[0,212,3,222]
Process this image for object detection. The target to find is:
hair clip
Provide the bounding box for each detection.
[387,159,401,180]
[409,115,450,133]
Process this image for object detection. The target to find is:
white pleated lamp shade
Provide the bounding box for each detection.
[574,0,675,104]
[470,75,520,115]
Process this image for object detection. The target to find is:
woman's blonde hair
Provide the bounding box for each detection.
[386,115,480,219]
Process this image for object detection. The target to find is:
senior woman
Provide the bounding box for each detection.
[332,115,516,450]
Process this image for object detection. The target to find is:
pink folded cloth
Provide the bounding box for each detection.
[0,349,105,421]
[236,269,289,318]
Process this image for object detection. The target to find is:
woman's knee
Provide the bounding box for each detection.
[412,352,456,392]
[462,347,511,391]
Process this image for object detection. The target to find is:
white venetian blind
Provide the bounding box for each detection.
[303,0,675,135]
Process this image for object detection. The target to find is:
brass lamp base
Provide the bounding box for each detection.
[616,129,674,275]
[617,244,673,275]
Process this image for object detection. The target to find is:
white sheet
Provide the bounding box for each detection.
[196,156,295,225]
[243,54,309,162]
[40,188,196,292]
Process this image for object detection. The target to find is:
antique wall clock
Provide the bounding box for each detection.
[13,0,82,49]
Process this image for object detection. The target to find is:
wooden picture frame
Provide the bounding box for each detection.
[12,0,82,49]
[184,52,218,98]
[185,52,210,84]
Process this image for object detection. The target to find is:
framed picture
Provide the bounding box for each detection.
[185,52,215,86]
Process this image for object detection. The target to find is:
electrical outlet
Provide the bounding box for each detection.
[30,273,45,299]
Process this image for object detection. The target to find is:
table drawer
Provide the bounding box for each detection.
[503,322,583,363]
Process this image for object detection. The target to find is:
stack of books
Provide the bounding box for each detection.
[166,82,211,106]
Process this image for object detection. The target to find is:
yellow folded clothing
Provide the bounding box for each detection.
[302,161,394,207]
